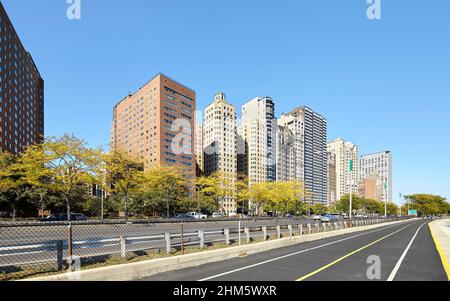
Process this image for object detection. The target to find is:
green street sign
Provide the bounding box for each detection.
[408,210,417,216]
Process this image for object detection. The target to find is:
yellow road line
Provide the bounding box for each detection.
[296,222,419,281]
[429,223,450,281]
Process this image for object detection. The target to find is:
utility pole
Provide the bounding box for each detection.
[384,183,388,218]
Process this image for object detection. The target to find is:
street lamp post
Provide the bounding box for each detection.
[349,159,353,228]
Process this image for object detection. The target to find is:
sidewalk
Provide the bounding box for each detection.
[429,218,450,280]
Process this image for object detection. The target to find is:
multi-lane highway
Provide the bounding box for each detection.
[141,219,448,281]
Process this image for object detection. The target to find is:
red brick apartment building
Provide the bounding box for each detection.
[111,73,196,180]
[0,2,44,154]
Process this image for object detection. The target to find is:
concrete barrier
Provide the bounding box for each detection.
[25,218,416,281]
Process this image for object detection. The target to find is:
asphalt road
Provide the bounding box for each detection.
[140,219,448,281]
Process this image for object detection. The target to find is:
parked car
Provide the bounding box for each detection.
[186,212,207,220]
[38,213,87,222]
[313,215,322,221]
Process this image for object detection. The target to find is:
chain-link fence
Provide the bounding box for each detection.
[0,216,410,280]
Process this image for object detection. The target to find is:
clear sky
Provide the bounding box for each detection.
[2,0,449,204]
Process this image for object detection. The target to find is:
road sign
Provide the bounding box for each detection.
[408,210,417,216]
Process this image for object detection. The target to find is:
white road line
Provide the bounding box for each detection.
[198,220,419,281]
[387,221,428,281]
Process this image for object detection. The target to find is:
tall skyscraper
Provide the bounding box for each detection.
[289,107,328,206]
[111,73,196,179]
[241,97,276,185]
[327,138,359,201]
[203,93,237,215]
[0,3,44,154]
[195,123,204,177]
[359,151,392,202]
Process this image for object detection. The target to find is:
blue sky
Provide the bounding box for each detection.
[3,0,449,204]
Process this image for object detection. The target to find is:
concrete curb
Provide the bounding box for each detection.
[25,219,415,281]
[429,218,450,280]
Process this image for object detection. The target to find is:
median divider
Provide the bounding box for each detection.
[25,218,416,281]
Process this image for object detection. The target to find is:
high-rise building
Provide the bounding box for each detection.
[328,152,337,206]
[241,97,276,185]
[289,107,328,206]
[327,138,359,201]
[359,151,392,202]
[111,73,196,180]
[203,93,237,215]
[276,122,296,182]
[0,2,44,154]
[358,173,383,202]
[195,123,204,176]
[277,114,304,182]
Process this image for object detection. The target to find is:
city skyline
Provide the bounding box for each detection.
[1,0,449,204]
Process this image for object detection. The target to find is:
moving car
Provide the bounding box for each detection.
[186,212,207,220]
[38,213,87,222]
[212,212,224,219]
[174,214,196,221]
[313,215,322,221]
[321,214,339,223]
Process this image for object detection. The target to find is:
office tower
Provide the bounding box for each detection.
[203,93,237,215]
[195,123,204,176]
[359,151,392,202]
[111,73,196,180]
[358,173,383,202]
[0,2,44,154]
[289,107,328,206]
[327,138,359,201]
[328,152,337,206]
[241,97,276,185]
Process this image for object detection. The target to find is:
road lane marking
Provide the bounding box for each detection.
[387,222,428,281]
[429,223,450,281]
[197,220,418,281]
[296,221,420,281]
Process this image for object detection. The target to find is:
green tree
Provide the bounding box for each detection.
[42,134,100,221]
[105,150,143,221]
[405,194,449,216]
[141,165,188,218]
[248,182,272,216]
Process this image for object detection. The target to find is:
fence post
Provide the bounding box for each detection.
[277,225,281,239]
[334,222,338,231]
[224,228,230,246]
[238,220,242,246]
[56,240,64,272]
[308,223,312,234]
[165,233,171,254]
[263,226,268,241]
[323,223,327,232]
[199,230,205,249]
[244,228,250,244]
[288,225,293,237]
[120,236,127,258]
[299,224,303,236]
